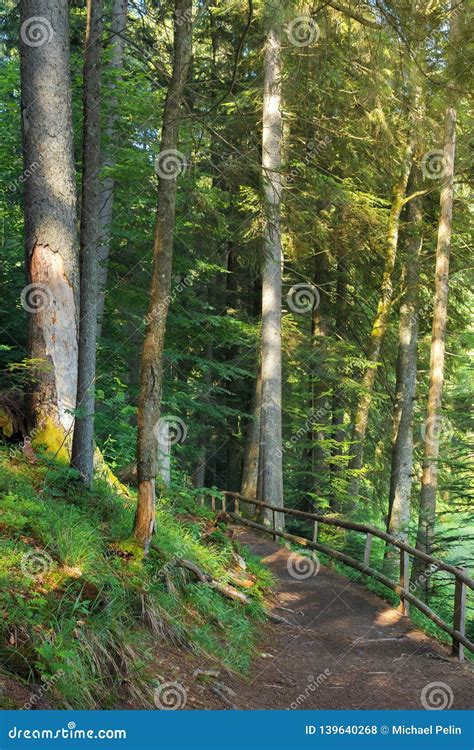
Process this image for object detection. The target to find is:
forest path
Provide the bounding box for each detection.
[225,528,474,710]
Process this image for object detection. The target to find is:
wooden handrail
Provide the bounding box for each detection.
[199,490,473,660]
[228,513,474,656]
[222,492,474,590]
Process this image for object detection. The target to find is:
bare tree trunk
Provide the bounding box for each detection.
[193,340,212,489]
[157,419,171,485]
[71,0,103,484]
[96,0,128,339]
[259,13,284,530]
[412,107,456,593]
[134,0,192,551]
[240,367,262,511]
[330,255,348,511]
[384,173,423,570]
[20,0,79,454]
[347,137,414,505]
[306,251,330,509]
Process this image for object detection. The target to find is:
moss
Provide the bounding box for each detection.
[32,417,71,463]
[113,538,145,562]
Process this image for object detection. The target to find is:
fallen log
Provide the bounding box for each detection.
[174,558,250,604]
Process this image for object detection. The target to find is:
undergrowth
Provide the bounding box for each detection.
[0,444,273,708]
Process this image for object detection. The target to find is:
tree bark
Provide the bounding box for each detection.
[259,12,284,530]
[240,367,262,512]
[71,0,103,485]
[330,254,348,511]
[306,251,330,509]
[193,340,212,489]
[412,107,456,593]
[384,171,423,570]
[347,136,415,506]
[20,0,79,455]
[134,0,192,551]
[96,0,128,339]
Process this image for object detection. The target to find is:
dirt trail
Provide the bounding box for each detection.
[221,528,474,710]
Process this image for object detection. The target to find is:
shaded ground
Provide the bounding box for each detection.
[219,528,474,710]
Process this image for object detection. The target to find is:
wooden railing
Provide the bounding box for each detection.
[201,491,473,661]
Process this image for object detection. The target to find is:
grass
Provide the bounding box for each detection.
[0,444,274,708]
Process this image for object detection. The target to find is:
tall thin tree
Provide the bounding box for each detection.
[258,4,284,529]
[134,0,192,550]
[412,3,461,596]
[384,169,423,571]
[71,0,103,484]
[412,108,456,591]
[347,132,415,505]
[96,0,128,338]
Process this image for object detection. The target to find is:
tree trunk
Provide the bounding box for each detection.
[71,0,103,484]
[306,251,330,510]
[347,136,415,505]
[96,0,128,339]
[20,0,79,455]
[384,171,423,570]
[240,367,262,512]
[134,0,192,551]
[157,419,171,486]
[259,13,284,530]
[330,255,348,511]
[193,340,212,489]
[412,107,456,594]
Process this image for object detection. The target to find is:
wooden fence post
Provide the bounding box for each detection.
[312,520,318,563]
[211,495,215,512]
[398,549,410,616]
[235,495,240,515]
[452,576,466,661]
[363,532,372,568]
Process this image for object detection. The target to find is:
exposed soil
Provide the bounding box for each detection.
[208,528,474,710]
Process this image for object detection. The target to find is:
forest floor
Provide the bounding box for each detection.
[168,527,474,711]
